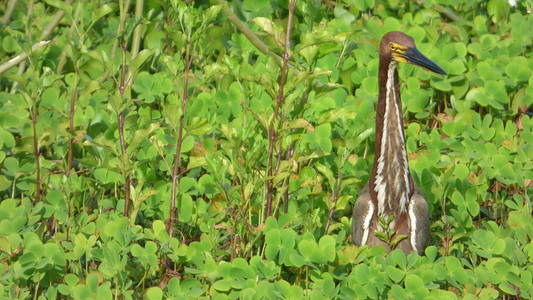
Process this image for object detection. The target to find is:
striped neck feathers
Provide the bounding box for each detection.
[372,60,412,216]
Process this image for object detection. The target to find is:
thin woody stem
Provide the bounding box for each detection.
[118,38,132,217]
[0,0,73,74]
[167,42,193,237]
[66,76,78,176]
[215,0,282,66]
[264,0,296,222]
[325,172,343,233]
[31,107,41,203]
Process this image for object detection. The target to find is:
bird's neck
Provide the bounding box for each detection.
[370,58,413,216]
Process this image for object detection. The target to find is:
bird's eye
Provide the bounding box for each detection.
[389,43,397,51]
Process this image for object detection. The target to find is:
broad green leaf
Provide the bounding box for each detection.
[180,193,193,222]
[94,168,122,184]
[431,79,452,92]
[485,80,508,104]
[0,129,15,148]
[289,253,305,267]
[145,287,163,300]
[386,266,405,283]
[466,87,488,106]
[212,279,232,292]
[453,164,469,180]
[316,123,332,153]
[0,175,10,191]
[3,157,19,175]
[181,135,195,153]
[44,0,72,14]
[41,87,62,109]
[298,238,317,262]
[144,31,165,52]
[265,229,281,261]
[132,49,155,73]
[91,3,116,25]
[2,35,21,53]
[318,235,336,263]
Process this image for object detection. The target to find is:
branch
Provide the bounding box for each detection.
[40,0,74,40]
[131,0,144,58]
[325,172,343,233]
[167,41,193,237]
[433,4,462,22]
[215,0,328,94]
[1,0,18,25]
[0,0,72,74]
[112,0,131,60]
[57,1,83,73]
[0,40,50,74]
[118,40,132,217]
[282,145,295,213]
[215,0,283,66]
[264,0,296,222]
[30,107,41,203]
[66,75,78,176]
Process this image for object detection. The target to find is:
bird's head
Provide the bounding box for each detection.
[380,31,446,75]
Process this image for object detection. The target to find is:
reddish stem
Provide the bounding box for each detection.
[167,42,193,237]
[264,0,296,221]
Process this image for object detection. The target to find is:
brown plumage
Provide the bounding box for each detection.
[352,31,446,254]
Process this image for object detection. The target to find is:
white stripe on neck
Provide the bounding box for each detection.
[374,61,411,217]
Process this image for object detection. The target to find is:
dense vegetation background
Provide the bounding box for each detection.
[0,0,532,299]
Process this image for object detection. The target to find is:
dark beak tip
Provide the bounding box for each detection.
[432,69,447,76]
[406,47,447,76]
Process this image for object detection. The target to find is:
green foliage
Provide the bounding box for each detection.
[0,0,532,298]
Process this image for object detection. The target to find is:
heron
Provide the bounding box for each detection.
[352,31,446,255]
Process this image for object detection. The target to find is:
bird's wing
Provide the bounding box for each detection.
[352,185,374,246]
[408,189,429,254]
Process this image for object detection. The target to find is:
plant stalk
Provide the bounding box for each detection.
[31,106,41,203]
[39,0,73,40]
[1,0,18,25]
[118,38,132,217]
[215,0,283,66]
[0,0,72,74]
[325,172,343,233]
[282,145,295,213]
[66,75,78,176]
[131,0,144,59]
[112,0,131,60]
[264,0,296,222]
[57,1,83,74]
[167,42,193,237]
[0,41,50,74]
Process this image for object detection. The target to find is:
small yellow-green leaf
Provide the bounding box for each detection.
[180,193,193,222]
[145,287,163,300]
[453,164,469,180]
[431,79,452,91]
